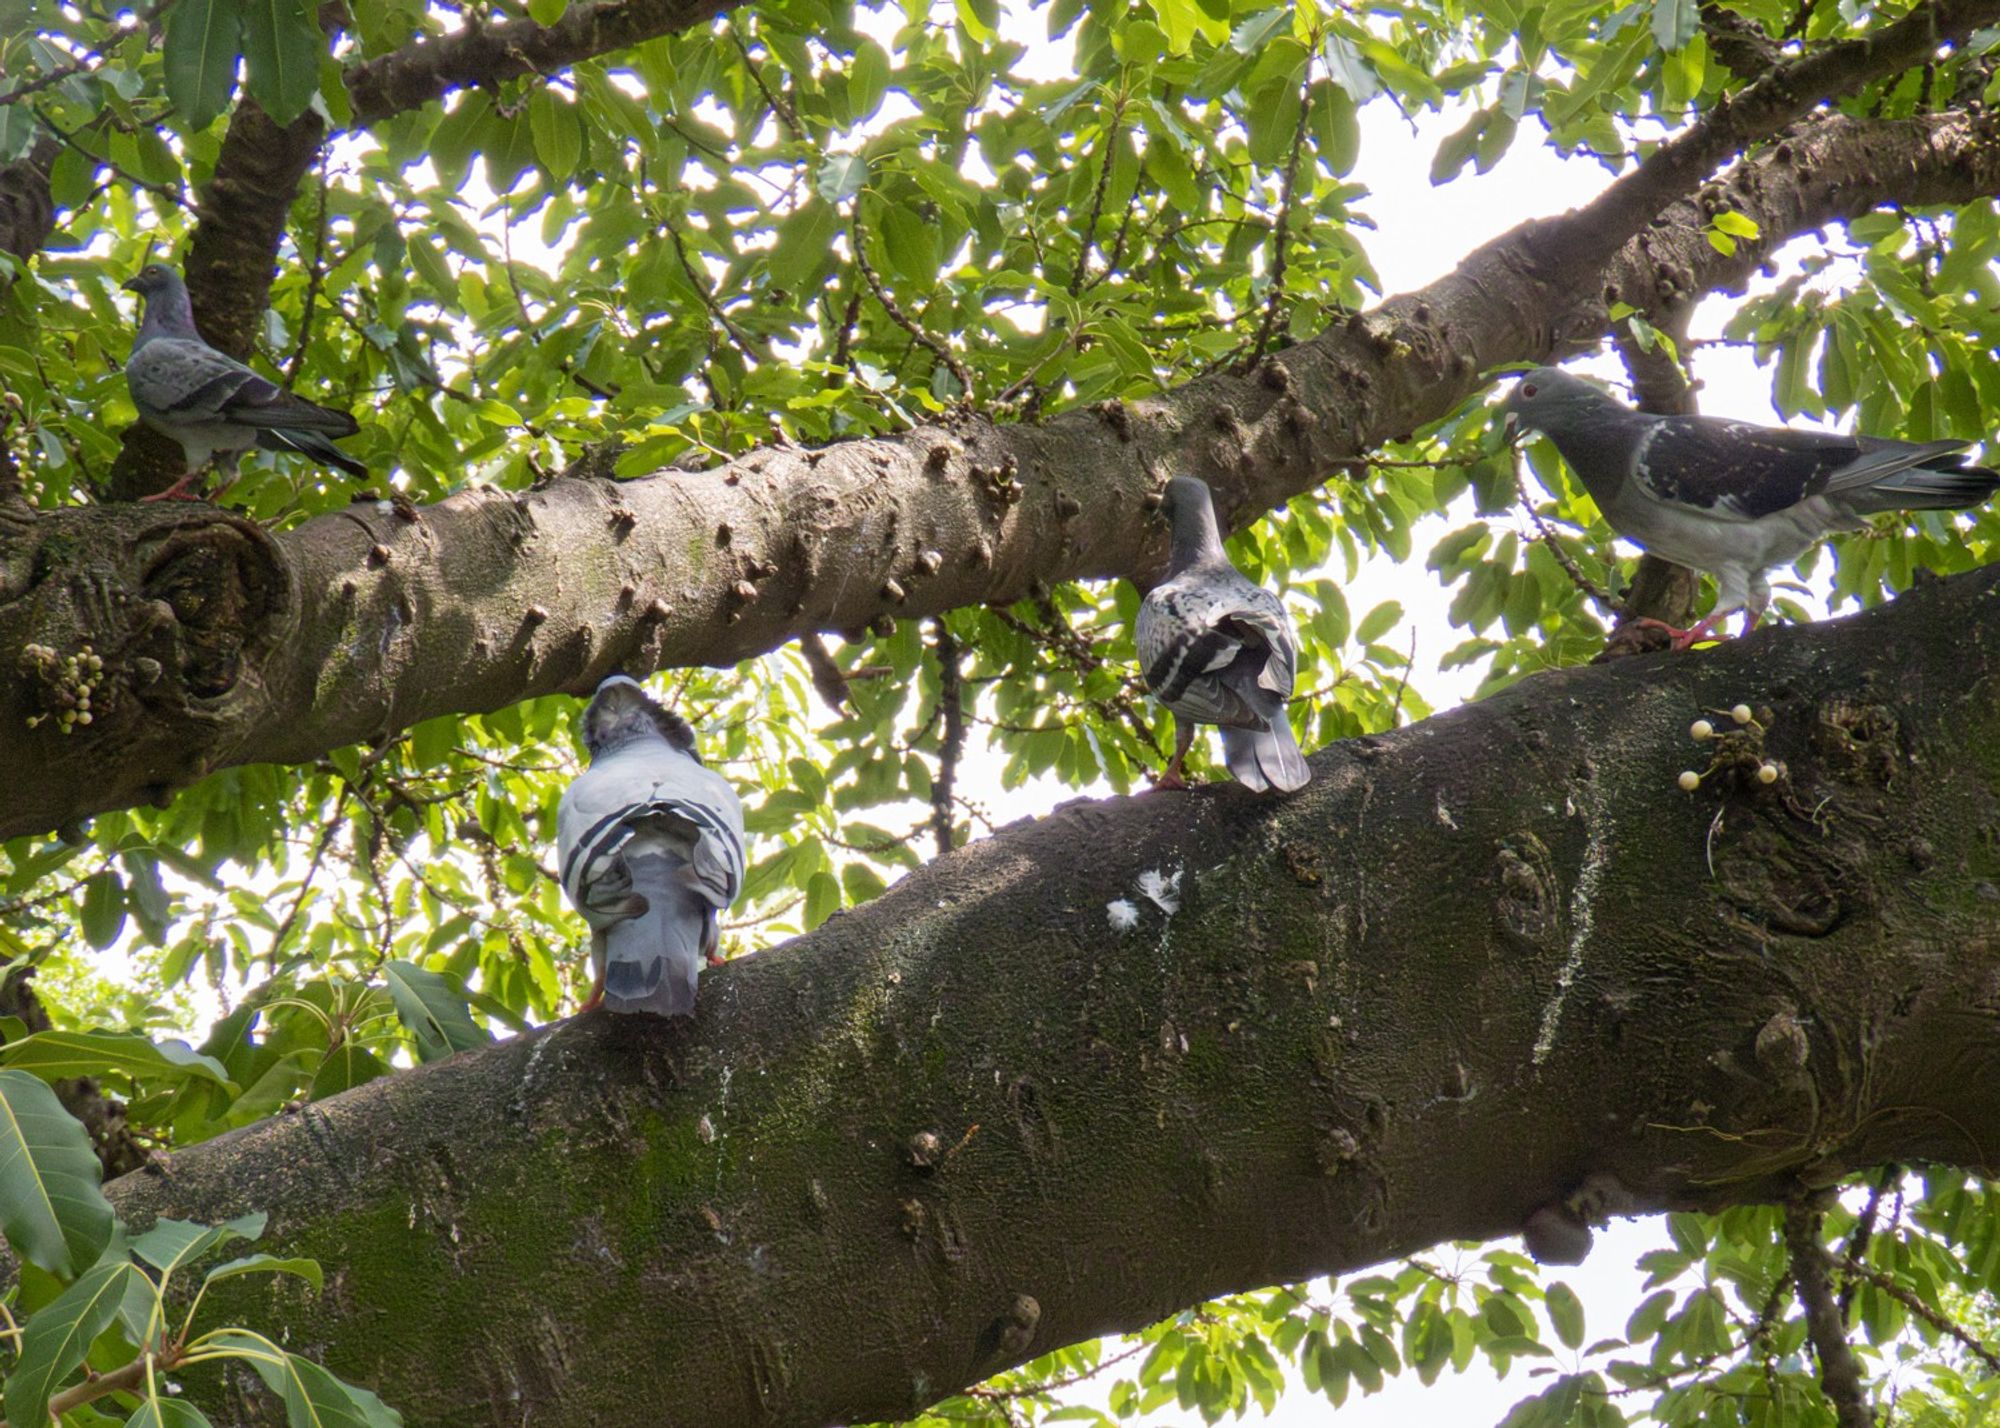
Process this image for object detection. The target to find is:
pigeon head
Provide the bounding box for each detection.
[582,675,698,761]
[122,263,196,338]
[1500,367,1619,437]
[122,263,181,298]
[1158,476,1225,569]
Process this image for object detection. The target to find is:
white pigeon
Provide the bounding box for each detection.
[1503,366,2000,648]
[557,676,747,1017]
[1135,476,1311,794]
[123,263,366,501]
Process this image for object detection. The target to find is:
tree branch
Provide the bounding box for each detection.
[1786,1203,1874,1428]
[81,563,2000,1426]
[342,0,741,126]
[5,100,1994,839]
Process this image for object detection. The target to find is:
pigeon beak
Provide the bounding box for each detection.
[120,275,141,294]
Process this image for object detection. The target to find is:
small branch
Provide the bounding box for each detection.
[798,632,852,713]
[1837,1254,2000,1372]
[1246,75,1314,366]
[729,26,803,140]
[1068,94,1125,298]
[1785,1202,1874,1428]
[1512,454,1618,616]
[1836,1165,1898,1315]
[284,157,335,388]
[666,215,761,359]
[852,208,974,401]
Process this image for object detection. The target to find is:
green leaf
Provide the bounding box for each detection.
[1712,209,1761,239]
[4,1260,135,1428]
[163,0,242,130]
[241,0,323,126]
[1356,600,1404,645]
[1545,1281,1585,1349]
[803,870,842,929]
[201,1252,325,1293]
[0,1031,234,1091]
[528,89,582,180]
[1651,0,1698,50]
[0,103,35,165]
[383,960,491,1062]
[0,1070,115,1277]
[817,153,868,205]
[203,1333,403,1428]
[126,1399,216,1427]
[79,870,126,950]
[526,0,566,21]
[129,1212,267,1276]
[849,39,890,120]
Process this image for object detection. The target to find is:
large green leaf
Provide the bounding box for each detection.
[129,1212,267,1277]
[383,961,490,1062]
[203,1332,403,1428]
[0,1031,234,1091]
[127,1399,216,1427]
[0,1070,115,1277]
[240,0,322,125]
[162,0,242,129]
[202,1252,324,1293]
[3,1259,136,1428]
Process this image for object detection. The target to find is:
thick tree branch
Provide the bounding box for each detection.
[1787,1204,1875,1428]
[86,565,2000,1426]
[4,104,1995,840]
[342,0,739,126]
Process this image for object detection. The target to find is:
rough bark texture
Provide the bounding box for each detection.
[97,565,2000,1427]
[4,106,1998,841]
[342,0,742,125]
[0,137,56,268]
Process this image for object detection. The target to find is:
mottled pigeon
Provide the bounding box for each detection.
[1136,476,1311,794]
[123,263,366,501]
[557,676,747,1017]
[1503,366,2000,647]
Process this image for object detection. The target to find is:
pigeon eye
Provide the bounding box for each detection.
[1522,383,1538,398]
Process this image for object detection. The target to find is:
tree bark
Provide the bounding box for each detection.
[3,107,1997,840]
[98,563,2000,1426]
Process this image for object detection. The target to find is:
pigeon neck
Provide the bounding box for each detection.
[1170,501,1226,570]
[138,285,197,344]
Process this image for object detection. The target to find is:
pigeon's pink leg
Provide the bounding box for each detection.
[1153,719,1195,790]
[1627,613,1730,651]
[577,976,605,1015]
[138,471,208,502]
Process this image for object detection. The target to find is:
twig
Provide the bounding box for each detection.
[1069,93,1124,297]
[666,215,762,358]
[852,208,974,401]
[1837,1254,2000,1372]
[1836,1165,1898,1315]
[729,26,803,139]
[1388,624,1416,726]
[965,1339,1151,1402]
[0,1,176,107]
[1512,453,1620,615]
[1785,1202,1874,1428]
[1245,74,1314,366]
[284,157,335,387]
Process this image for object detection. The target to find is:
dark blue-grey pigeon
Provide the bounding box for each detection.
[1503,366,2000,647]
[123,263,366,501]
[557,676,747,1017]
[1135,476,1311,794]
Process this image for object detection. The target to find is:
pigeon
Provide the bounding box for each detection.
[1135,476,1311,794]
[556,676,747,1017]
[123,263,366,501]
[1502,366,2000,648]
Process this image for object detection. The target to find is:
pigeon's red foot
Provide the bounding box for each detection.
[1628,615,1729,652]
[139,473,208,503]
[704,951,726,968]
[577,978,605,1015]
[1152,769,1189,791]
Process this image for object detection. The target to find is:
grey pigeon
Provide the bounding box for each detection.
[557,676,746,1017]
[123,263,366,501]
[1136,476,1311,794]
[1503,366,2000,647]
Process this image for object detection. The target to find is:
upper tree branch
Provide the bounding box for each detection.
[78,563,2000,1425]
[342,0,741,125]
[3,102,1991,840]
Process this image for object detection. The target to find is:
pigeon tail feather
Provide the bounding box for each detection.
[1843,462,2000,515]
[1220,718,1310,794]
[256,426,368,478]
[601,845,709,1017]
